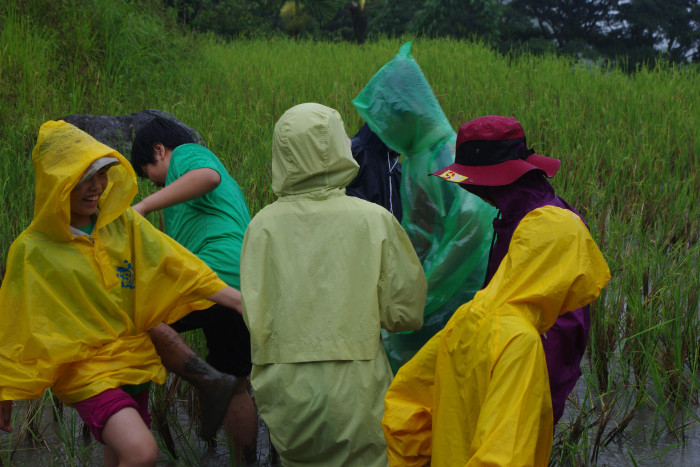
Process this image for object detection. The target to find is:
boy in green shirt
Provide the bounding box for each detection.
[130,117,256,464]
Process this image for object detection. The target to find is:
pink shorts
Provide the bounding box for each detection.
[73,387,151,444]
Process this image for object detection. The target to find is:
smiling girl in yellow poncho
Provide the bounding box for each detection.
[0,120,239,465]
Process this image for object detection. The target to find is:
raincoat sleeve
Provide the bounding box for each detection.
[0,239,53,401]
[466,331,553,467]
[378,218,427,333]
[129,210,227,330]
[382,330,441,467]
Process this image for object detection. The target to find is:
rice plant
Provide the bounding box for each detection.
[1,0,698,464]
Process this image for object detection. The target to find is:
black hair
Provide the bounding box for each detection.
[130,116,196,178]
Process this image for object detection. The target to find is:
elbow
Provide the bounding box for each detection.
[206,170,222,190]
[406,314,424,332]
[383,312,424,333]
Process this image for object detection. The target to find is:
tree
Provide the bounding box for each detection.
[278,0,354,39]
[295,0,349,25]
[348,1,368,43]
[366,0,424,38]
[503,0,617,56]
[614,0,700,64]
[412,0,503,41]
[280,1,314,36]
[501,0,699,65]
[163,0,286,38]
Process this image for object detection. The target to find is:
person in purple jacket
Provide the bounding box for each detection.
[433,115,590,424]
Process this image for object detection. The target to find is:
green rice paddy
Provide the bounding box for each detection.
[1,1,698,464]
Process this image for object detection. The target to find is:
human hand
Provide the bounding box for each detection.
[0,400,12,433]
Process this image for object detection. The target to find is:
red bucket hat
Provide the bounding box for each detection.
[431,116,560,186]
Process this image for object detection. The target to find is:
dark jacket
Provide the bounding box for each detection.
[347,123,403,222]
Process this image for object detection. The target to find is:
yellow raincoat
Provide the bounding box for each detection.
[0,121,227,404]
[241,103,427,466]
[382,206,611,466]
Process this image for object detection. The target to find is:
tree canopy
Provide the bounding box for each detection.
[164,0,700,67]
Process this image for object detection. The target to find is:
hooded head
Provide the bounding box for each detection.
[352,42,453,155]
[30,120,138,241]
[271,103,359,197]
[475,206,610,334]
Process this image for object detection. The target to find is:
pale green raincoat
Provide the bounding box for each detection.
[241,103,427,466]
[382,206,611,466]
[0,121,226,404]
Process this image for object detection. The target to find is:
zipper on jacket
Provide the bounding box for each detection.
[387,151,399,216]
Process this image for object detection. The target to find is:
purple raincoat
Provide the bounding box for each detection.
[481,172,589,425]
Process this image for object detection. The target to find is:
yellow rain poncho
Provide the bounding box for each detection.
[382,206,611,466]
[241,103,427,467]
[0,121,227,404]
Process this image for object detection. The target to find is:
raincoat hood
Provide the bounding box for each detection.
[476,205,610,334]
[30,120,137,242]
[271,103,358,197]
[352,42,453,155]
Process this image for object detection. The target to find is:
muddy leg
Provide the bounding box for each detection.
[148,322,241,440]
[223,380,258,465]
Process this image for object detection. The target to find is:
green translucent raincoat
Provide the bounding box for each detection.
[353,42,496,370]
[241,103,427,466]
[0,121,227,405]
[382,206,611,466]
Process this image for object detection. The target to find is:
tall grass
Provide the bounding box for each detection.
[1,0,698,465]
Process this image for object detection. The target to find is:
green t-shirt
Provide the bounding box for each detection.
[164,144,251,289]
[74,219,95,235]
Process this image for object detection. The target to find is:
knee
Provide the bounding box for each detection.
[122,436,158,466]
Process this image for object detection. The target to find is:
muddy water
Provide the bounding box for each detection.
[560,376,700,466]
[3,389,699,466]
[591,417,700,466]
[0,400,280,466]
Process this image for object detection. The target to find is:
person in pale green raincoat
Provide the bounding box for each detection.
[240,103,427,466]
